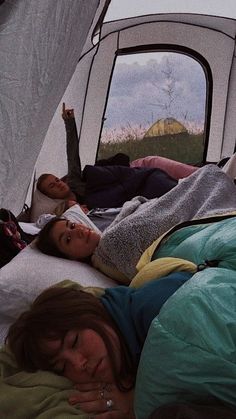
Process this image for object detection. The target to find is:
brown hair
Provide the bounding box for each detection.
[36,217,93,264]
[37,173,51,194]
[6,286,135,390]
[36,217,67,259]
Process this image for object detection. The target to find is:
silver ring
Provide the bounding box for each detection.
[99,390,105,399]
[106,399,114,410]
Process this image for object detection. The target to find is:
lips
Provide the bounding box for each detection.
[91,359,102,377]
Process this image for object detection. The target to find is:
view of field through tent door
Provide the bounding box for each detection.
[98,51,207,165]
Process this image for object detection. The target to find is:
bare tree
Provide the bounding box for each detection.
[148,56,179,118]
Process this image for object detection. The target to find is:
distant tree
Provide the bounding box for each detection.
[148,56,180,119]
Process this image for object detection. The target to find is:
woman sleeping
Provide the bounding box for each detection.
[6,229,236,418]
[6,272,193,418]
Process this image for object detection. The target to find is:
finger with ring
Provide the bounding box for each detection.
[106,399,114,410]
[99,389,105,399]
[103,383,112,392]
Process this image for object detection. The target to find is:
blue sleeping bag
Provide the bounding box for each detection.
[83,165,177,208]
[134,267,236,418]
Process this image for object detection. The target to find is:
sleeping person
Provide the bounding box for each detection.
[31,103,197,225]
[35,163,236,282]
[6,273,193,418]
[6,262,236,418]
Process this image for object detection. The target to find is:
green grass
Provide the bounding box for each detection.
[97,133,204,165]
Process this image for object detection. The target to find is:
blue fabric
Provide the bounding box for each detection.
[101,272,193,363]
[152,216,236,272]
[134,267,236,418]
[83,165,178,209]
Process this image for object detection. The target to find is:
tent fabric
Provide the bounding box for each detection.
[0,2,236,214]
[105,0,236,21]
[0,0,100,214]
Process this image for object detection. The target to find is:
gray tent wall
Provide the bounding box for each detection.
[1,2,236,214]
[35,0,111,178]
[0,0,100,214]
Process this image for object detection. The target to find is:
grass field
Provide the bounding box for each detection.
[97,132,204,165]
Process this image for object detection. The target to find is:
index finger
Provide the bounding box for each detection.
[74,382,105,391]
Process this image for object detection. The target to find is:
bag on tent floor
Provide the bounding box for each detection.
[0,208,36,268]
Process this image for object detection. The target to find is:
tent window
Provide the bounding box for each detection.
[98,51,207,165]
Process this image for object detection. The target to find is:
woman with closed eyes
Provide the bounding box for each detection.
[6,272,192,418]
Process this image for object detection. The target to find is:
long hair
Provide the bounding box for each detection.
[6,286,135,390]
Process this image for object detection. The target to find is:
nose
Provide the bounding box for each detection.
[56,179,63,187]
[76,224,88,237]
[64,350,87,372]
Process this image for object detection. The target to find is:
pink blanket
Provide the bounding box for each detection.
[130,156,198,180]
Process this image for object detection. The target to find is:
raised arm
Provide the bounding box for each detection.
[62,102,86,201]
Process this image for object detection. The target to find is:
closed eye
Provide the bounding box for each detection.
[72,334,78,348]
[54,334,78,373]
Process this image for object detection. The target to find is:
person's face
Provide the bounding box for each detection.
[40,175,70,199]
[51,220,101,259]
[43,328,120,384]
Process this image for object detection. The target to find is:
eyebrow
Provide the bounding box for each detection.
[58,220,69,244]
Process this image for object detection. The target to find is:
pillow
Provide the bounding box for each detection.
[63,204,101,233]
[30,188,65,222]
[19,222,41,235]
[0,242,116,345]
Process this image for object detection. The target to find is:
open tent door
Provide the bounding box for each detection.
[0,0,105,214]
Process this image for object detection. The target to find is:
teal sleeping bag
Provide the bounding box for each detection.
[152,216,236,271]
[134,267,236,419]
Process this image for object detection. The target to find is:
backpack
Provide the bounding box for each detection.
[0,208,36,268]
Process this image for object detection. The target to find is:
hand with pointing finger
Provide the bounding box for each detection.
[62,102,75,120]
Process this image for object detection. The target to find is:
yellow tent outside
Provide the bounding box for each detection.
[145,117,187,137]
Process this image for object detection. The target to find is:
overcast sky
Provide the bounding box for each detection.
[104,52,206,131]
[103,0,236,132]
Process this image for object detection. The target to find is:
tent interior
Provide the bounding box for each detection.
[1,1,236,418]
[1,0,236,214]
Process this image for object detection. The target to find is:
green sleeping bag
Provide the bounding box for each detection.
[134,267,236,418]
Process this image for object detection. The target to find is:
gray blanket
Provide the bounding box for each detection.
[93,165,236,279]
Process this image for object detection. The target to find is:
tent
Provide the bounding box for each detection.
[144,117,187,138]
[1,3,236,416]
[1,0,236,215]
